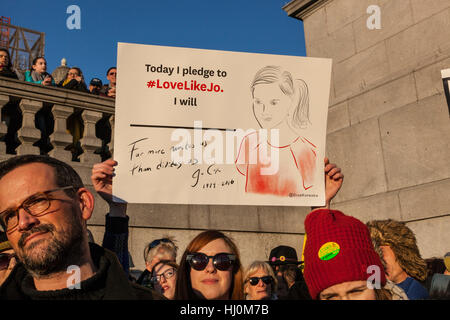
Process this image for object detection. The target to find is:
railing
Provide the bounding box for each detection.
[0,76,115,164]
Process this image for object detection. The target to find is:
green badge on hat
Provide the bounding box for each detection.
[318,242,340,261]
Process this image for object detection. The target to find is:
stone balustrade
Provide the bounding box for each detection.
[0,76,115,163]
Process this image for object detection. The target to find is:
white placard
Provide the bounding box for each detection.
[114,42,332,206]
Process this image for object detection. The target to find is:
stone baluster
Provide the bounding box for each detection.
[0,94,9,154]
[17,99,41,155]
[49,104,73,162]
[108,114,115,157]
[79,110,102,164]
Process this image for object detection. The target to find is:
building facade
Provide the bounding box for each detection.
[283,0,450,258]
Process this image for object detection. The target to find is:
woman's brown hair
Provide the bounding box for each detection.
[174,230,244,300]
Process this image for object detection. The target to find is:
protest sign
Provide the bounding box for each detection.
[114,42,332,206]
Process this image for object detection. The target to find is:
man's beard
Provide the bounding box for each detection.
[17,209,84,278]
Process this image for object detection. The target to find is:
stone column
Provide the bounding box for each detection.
[17,99,41,155]
[79,110,102,164]
[49,105,73,162]
[0,94,9,154]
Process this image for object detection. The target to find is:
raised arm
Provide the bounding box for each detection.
[311,157,344,211]
[91,159,130,275]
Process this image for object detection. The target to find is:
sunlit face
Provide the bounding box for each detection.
[107,68,116,84]
[190,238,234,300]
[380,245,406,283]
[253,83,292,129]
[152,263,177,299]
[0,163,84,277]
[245,268,272,300]
[0,51,9,67]
[319,280,376,300]
[67,68,79,80]
[32,58,47,74]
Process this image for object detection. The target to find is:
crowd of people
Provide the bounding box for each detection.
[0,47,116,98]
[0,47,449,301]
[0,154,448,301]
[0,47,115,160]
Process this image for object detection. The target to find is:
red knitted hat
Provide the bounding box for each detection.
[303,209,386,299]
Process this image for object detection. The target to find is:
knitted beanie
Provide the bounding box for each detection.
[303,209,386,299]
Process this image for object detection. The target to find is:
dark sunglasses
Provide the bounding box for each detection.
[0,252,15,270]
[149,238,174,250]
[247,276,273,286]
[186,252,236,271]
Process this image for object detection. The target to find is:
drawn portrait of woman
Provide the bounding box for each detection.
[235,65,317,197]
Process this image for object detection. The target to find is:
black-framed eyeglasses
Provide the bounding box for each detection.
[149,238,174,250]
[186,252,236,271]
[246,276,273,286]
[150,267,177,284]
[0,252,15,270]
[0,186,76,233]
[108,72,116,76]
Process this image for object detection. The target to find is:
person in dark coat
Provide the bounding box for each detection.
[0,48,18,79]
[268,245,311,300]
[0,155,165,300]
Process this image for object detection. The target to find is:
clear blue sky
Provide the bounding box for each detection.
[4,0,306,84]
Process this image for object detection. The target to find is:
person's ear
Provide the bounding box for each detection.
[76,188,95,221]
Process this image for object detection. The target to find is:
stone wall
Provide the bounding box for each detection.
[284,0,450,258]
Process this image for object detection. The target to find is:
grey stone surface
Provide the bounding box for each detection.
[307,22,356,63]
[327,100,350,134]
[303,6,328,45]
[410,0,450,23]
[348,74,417,125]
[353,0,414,53]
[333,191,402,223]
[379,94,450,191]
[414,56,450,101]
[333,41,390,100]
[326,117,387,202]
[399,179,450,221]
[386,9,450,75]
[256,205,310,234]
[324,0,373,34]
[406,216,450,259]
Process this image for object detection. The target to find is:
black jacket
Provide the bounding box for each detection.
[58,78,89,93]
[0,243,166,300]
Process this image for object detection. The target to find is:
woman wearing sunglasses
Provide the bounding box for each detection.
[151,260,178,299]
[243,261,278,300]
[174,230,244,300]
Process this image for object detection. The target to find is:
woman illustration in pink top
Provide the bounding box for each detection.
[235,66,317,197]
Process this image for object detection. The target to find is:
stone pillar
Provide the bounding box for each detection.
[79,110,102,164]
[49,105,73,162]
[17,99,41,155]
[0,94,9,154]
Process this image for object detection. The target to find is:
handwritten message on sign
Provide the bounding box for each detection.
[114,42,332,206]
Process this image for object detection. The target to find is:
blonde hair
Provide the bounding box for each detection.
[243,261,278,299]
[143,237,178,265]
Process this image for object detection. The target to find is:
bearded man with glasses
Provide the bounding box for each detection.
[0,155,164,300]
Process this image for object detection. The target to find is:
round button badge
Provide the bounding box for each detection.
[318,242,340,261]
